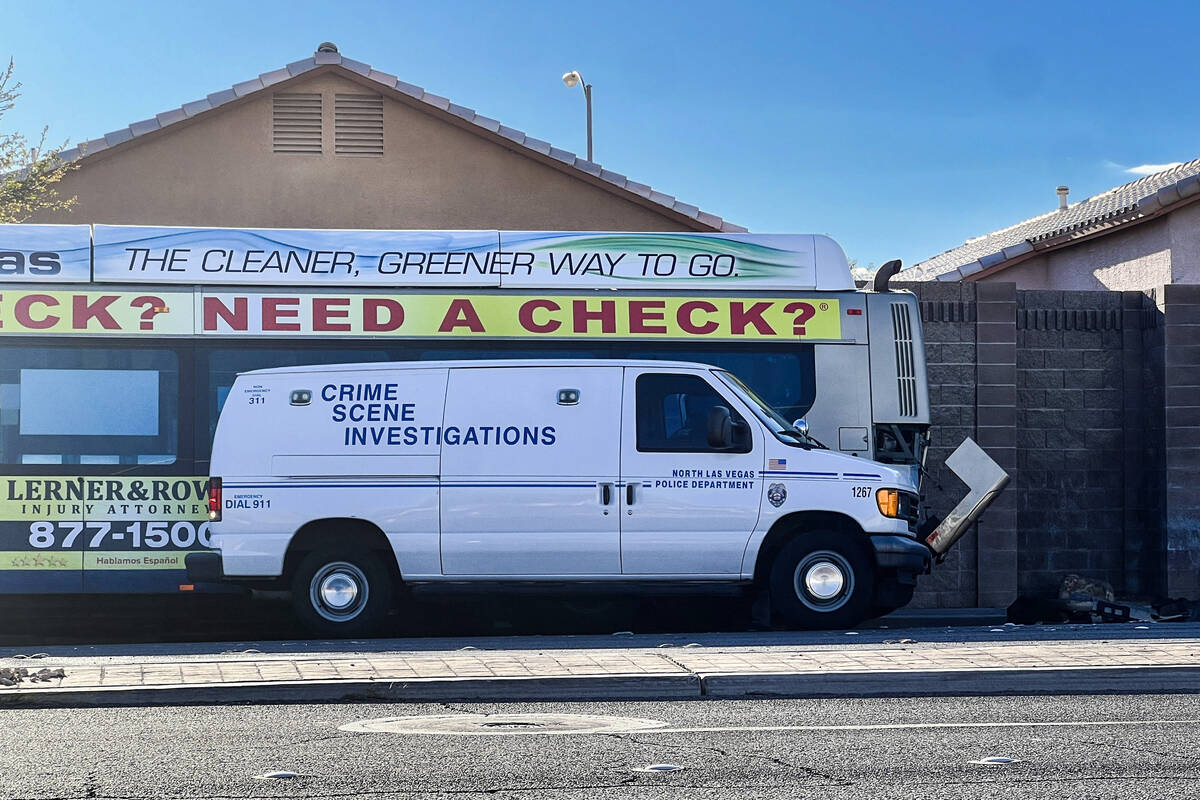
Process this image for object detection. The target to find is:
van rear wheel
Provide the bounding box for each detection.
[291,549,391,637]
[769,531,874,630]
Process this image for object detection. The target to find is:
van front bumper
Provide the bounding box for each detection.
[185,551,224,583]
[870,535,931,574]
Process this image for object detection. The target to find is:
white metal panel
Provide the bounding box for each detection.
[210,366,449,578]
[439,366,623,575]
[618,367,763,575]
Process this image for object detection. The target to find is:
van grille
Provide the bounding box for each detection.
[335,94,384,157]
[272,93,323,154]
[891,303,918,418]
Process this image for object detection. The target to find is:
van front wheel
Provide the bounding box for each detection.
[769,531,874,630]
[291,549,391,637]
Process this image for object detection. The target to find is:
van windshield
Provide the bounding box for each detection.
[714,370,808,448]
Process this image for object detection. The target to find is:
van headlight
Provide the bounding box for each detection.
[876,488,918,521]
[876,488,900,518]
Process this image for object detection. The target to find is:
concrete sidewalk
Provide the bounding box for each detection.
[2,629,1199,706]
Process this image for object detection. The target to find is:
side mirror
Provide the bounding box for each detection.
[707,405,734,449]
[792,418,809,437]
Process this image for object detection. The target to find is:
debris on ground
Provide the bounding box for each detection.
[1059,574,1114,613]
[0,666,66,686]
[1153,597,1196,622]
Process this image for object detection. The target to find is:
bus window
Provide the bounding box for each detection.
[623,346,816,423]
[0,347,179,466]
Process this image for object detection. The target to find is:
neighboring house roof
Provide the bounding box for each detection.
[903,158,1200,281]
[54,48,745,233]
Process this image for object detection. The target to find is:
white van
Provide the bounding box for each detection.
[191,358,943,634]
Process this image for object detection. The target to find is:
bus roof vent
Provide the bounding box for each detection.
[891,303,917,417]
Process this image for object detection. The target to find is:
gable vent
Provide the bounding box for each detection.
[891,303,918,418]
[335,93,384,157]
[272,93,322,154]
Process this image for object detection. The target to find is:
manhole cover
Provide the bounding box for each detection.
[340,713,668,736]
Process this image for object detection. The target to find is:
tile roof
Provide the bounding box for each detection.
[55,49,746,233]
[903,159,1200,281]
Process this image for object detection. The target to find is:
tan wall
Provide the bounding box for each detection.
[980,214,1174,291]
[31,70,693,232]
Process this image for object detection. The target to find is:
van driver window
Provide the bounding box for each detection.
[635,373,750,453]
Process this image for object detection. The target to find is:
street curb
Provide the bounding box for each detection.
[0,673,702,708]
[4,664,1200,707]
[701,665,1200,698]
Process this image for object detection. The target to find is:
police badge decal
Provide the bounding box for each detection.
[767,482,787,507]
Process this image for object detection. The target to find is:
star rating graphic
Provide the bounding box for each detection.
[7,554,71,569]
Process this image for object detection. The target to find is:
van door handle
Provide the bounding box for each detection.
[626,483,637,506]
[599,482,613,506]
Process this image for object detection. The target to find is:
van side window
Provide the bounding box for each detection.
[635,373,750,453]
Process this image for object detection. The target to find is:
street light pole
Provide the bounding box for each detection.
[562,70,593,162]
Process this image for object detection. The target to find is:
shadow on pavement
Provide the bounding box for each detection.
[0,592,760,647]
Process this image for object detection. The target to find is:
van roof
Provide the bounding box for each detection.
[241,358,724,377]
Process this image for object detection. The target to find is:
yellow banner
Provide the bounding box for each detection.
[0,551,83,570]
[0,290,193,335]
[200,293,843,340]
[85,551,193,571]
[0,476,209,521]
[0,290,843,340]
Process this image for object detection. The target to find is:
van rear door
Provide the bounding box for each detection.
[439,366,623,576]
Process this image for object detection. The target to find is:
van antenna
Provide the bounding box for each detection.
[872,259,902,292]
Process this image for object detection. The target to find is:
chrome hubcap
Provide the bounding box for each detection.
[793,550,854,612]
[310,562,369,622]
[320,573,359,609]
[804,561,845,599]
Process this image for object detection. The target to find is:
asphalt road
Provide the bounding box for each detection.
[4,693,1199,799]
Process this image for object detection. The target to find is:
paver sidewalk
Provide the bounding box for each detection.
[3,635,1198,706]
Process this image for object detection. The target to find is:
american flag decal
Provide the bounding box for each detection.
[768,458,787,471]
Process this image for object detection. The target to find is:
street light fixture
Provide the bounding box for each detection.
[561,70,593,162]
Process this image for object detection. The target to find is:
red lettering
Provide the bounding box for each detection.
[730,301,775,336]
[262,297,301,332]
[313,298,351,332]
[438,298,485,333]
[571,299,616,334]
[677,300,719,335]
[202,296,248,331]
[71,295,120,330]
[628,300,668,334]
[363,298,404,332]
[14,294,59,330]
[518,299,562,333]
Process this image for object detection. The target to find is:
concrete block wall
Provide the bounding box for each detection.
[1162,284,1200,599]
[1012,290,1126,596]
[900,282,1165,607]
[908,282,978,607]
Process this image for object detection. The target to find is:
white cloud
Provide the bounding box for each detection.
[1125,162,1183,176]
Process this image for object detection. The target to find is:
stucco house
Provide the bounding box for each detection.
[25,43,741,235]
[901,160,1200,290]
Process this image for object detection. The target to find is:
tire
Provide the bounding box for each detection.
[290,548,392,637]
[768,530,875,630]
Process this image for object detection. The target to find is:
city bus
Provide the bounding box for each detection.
[0,224,983,614]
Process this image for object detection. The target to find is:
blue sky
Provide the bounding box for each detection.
[3,0,1197,270]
